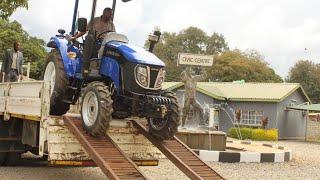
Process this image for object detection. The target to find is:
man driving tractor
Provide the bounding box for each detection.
[71,7,115,40]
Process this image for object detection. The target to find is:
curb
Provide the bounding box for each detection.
[193,141,292,163]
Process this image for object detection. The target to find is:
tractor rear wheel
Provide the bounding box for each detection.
[148,91,180,140]
[81,82,113,137]
[43,49,70,115]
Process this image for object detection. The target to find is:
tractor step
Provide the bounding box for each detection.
[62,99,73,104]
[67,86,78,91]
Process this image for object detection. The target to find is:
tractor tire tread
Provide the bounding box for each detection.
[148,90,181,140]
[43,49,70,115]
[81,82,113,137]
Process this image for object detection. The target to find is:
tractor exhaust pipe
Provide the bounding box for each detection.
[148,28,161,53]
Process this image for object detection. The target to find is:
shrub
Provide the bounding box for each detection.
[251,129,265,140]
[228,127,278,141]
[264,129,278,141]
[228,127,252,139]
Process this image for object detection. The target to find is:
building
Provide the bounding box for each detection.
[164,82,311,139]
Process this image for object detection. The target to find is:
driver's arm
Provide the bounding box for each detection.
[71,20,92,41]
[71,31,86,40]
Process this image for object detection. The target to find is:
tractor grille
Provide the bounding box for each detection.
[150,68,159,88]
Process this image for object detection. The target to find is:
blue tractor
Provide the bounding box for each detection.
[43,0,180,140]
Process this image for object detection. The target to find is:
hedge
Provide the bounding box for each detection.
[228,127,278,141]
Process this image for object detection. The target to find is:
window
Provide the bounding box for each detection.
[237,110,263,126]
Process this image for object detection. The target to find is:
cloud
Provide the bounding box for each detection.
[10,0,320,78]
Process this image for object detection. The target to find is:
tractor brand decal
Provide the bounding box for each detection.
[106,50,121,58]
[178,53,214,67]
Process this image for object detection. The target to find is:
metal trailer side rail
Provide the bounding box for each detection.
[131,120,224,180]
[63,116,148,180]
[0,81,50,156]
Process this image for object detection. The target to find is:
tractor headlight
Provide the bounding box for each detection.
[135,65,149,88]
[155,69,165,89]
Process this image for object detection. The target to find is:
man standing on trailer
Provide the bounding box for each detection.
[1,42,24,82]
[71,7,116,40]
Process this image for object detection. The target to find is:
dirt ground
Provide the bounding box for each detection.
[0,140,319,180]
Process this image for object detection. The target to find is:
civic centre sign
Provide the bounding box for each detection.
[178,53,214,67]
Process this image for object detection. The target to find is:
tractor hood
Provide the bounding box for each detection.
[106,41,165,67]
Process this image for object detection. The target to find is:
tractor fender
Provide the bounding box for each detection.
[48,37,78,77]
[100,57,120,92]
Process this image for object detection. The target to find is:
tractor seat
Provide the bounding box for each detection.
[98,32,129,58]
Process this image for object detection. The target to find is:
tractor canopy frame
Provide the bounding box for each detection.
[71,0,132,35]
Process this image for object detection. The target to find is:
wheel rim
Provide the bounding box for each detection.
[149,116,168,131]
[82,91,99,127]
[44,61,56,95]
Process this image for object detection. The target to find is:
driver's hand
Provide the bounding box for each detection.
[66,34,75,42]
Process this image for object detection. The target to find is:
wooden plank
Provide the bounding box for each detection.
[8,82,43,98]
[6,97,41,117]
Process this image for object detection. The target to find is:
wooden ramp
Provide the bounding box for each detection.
[63,116,147,180]
[131,120,224,180]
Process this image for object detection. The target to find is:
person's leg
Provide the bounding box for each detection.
[4,71,11,82]
[181,98,190,127]
[5,70,18,82]
[9,70,18,82]
[192,99,205,122]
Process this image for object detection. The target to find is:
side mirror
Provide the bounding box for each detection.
[77,18,88,32]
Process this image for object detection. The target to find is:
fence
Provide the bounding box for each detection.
[306,113,320,142]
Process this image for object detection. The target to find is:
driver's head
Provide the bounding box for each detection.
[102,7,113,21]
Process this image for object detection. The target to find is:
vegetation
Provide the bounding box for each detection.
[287,60,320,103]
[148,26,283,82]
[228,127,278,141]
[209,49,283,82]
[0,19,47,79]
[0,0,28,19]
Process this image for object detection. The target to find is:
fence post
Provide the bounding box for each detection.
[27,62,30,80]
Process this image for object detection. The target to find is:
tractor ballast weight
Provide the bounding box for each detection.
[43,0,180,140]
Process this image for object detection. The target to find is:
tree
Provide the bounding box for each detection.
[0,0,28,19]
[0,19,47,79]
[287,60,320,103]
[146,27,229,81]
[208,49,283,82]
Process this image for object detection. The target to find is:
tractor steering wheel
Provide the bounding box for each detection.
[96,30,115,42]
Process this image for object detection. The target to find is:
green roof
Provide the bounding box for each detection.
[162,82,184,91]
[288,104,320,111]
[163,82,311,103]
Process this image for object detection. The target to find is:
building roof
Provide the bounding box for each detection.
[288,104,320,112]
[162,82,311,103]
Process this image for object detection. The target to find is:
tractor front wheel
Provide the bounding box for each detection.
[148,91,180,140]
[81,82,113,137]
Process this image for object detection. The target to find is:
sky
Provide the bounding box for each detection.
[10,0,320,78]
